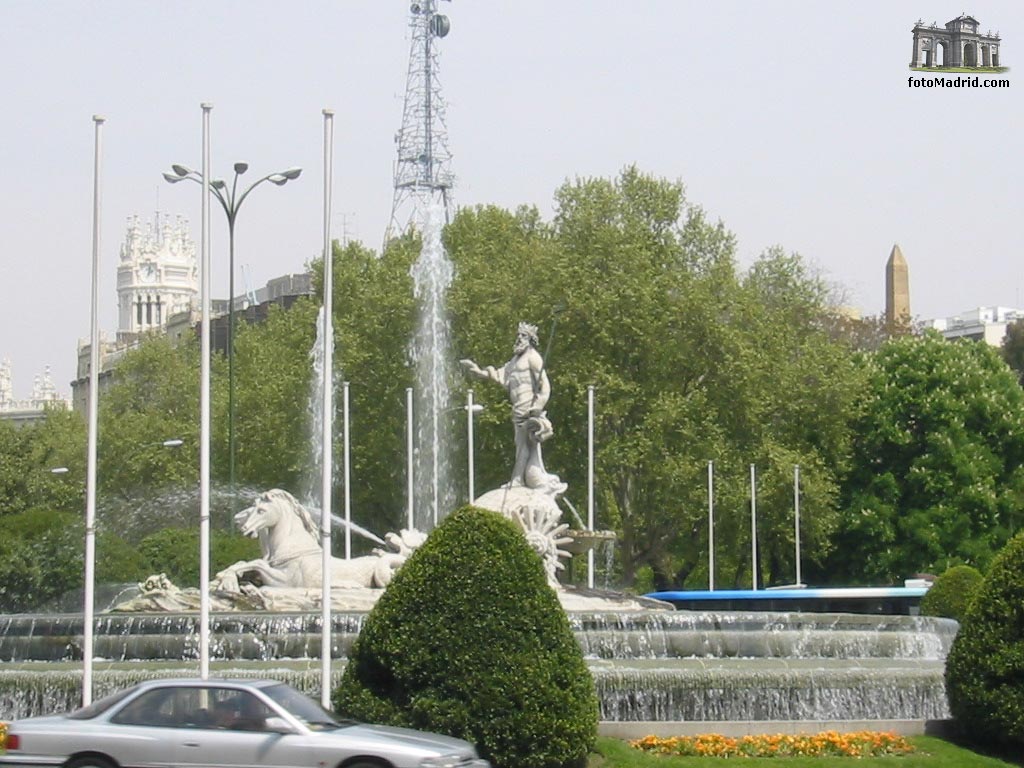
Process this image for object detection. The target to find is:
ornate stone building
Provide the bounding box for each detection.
[71,213,312,412]
[911,15,1001,68]
[73,214,198,411]
[0,360,69,426]
[116,214,198,341]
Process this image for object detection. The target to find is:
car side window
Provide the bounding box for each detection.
[111,689,176,727]
[209,689,272,732]
[111,686,273,731]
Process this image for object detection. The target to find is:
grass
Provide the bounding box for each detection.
[591,736,1019,768]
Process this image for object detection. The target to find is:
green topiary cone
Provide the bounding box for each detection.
[333,506,598,768]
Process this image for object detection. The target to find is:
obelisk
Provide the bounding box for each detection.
[885,244,910,326]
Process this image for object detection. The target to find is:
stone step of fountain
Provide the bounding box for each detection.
[0,656,950,724]
[588,658,949,721]
[0,611,957,663]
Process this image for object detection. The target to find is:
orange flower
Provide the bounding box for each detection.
[629,730,914,758]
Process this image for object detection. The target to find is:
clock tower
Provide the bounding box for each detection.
[116,214,198,338]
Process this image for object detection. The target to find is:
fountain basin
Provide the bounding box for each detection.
[0,611,956,663]
[562,529,616,555]
[0,609,956,725]
[0,657,949,723]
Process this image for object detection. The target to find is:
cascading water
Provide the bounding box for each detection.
[0,610,958,723]
[409,203,456,530]
[301,308,382,547]
[304,306,334,506]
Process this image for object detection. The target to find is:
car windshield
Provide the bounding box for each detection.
[67,685,141,720]
[261,684,355,731]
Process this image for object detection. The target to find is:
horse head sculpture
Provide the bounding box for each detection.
[216,489,425,593]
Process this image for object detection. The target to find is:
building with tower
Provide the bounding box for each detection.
[72,213,198,411]
[117,214,198,340]
[71,213,313,412]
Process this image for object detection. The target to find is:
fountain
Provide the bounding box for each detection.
[0,610,956,725]
[409,203,456,530]
[0,320,955,731]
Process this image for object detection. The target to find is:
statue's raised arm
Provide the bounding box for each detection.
[459,358,503,386]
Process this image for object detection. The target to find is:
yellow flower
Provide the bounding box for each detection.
[628,730,914,759]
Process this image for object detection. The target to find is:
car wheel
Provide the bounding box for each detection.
[343,761,389,768]
[66,756,117,768]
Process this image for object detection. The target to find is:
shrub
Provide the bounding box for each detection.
[138,527,260,586]
[333,506,598,768]
[946,533,1024,748]
[94,534,150,587]
[0,507,156,612]
[920,565,983,622]
[0,509,83,612]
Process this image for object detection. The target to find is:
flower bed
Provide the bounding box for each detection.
[630,731,915,758]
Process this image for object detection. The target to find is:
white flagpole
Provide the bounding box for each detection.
[406,387,414,530]
[320,108,335,708]
[343,381,351,559]
[83,114,104,705]
[750,463,757,591]
[794,464,802,587]
[587,385,595,589]
[708,460,714,591]
[199,103,212,680]
[467,389,475,503]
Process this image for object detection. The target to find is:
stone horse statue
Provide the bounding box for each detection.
[212,489,425,593]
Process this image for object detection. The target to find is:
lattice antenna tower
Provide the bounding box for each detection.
[386,0,455,243]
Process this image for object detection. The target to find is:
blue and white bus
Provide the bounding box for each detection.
[643,586,929,615]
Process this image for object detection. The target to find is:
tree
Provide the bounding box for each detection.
[0,508,83,612]
[328,238,419,534]
[0,507,145,612]
[919,565,983,622]
[946,533,1024,750]
[0,408,86,518]
[97,334,207,498]
[0,167,874,594]
[833,332,1024,584]
[448,169,861,589]
[1001,319,1024,385]
[231,298,319,495]
[334,507,597,768]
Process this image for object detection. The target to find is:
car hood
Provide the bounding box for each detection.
[336,723,477,756]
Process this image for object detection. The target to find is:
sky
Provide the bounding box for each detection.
[1,0,1021,398]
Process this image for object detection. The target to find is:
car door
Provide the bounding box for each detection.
[172,686,310,768]
[104,686,188,768]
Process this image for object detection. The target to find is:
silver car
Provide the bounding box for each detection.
[0,678,489,768]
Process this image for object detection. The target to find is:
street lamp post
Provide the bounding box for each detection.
[163,162,301,492]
